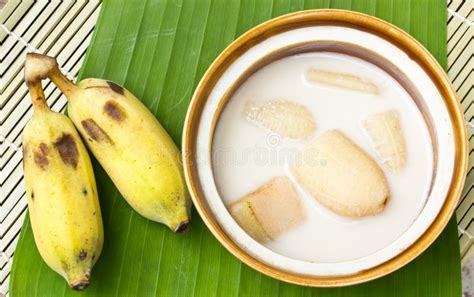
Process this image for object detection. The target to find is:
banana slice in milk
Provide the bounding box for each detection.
[291,130,389,217]
[229,176,306,242]
[244,100,316,139]
[363,110,407,172]
[306,68,379,94]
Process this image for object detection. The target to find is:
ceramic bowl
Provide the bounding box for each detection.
[182,9,468,286]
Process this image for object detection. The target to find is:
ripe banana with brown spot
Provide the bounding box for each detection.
[22,59,103,291]
[26,53,191,232]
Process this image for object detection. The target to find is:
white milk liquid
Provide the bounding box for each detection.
[212,52,434,263]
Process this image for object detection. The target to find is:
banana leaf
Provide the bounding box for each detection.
[10,0,461,296]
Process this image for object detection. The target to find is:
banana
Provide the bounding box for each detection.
[22,62,103,290]
[291,130,389,217]
[26,53,191,232]
[244,100,316,139]
[229,176,305,242]
[306,68,379,94]
[363,110,407,172]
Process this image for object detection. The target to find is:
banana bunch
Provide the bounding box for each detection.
[22,61,103,290]
[22,53,192,289]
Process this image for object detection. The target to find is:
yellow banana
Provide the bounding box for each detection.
[22,57,103,290]
[26,53,191,232]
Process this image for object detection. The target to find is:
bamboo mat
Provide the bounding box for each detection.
[0,0,472,296]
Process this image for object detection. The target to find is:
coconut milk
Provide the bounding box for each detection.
[212,52,433,263]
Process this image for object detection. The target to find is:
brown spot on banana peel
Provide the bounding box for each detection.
[39,143,48,154]
[31,191,34,201]
[34,143,49,169]
[78,250,87,261]
[85,82,125,96]
[82,188,88,196]
[25,79,48,88]
[61,260,69,271]
[84,86,108,91]
[22,145,28,172]
[25,80,36,87]
[81,119,113,144]
[54,133,79,168]
[23,82,46,107]
[107,81,124,95]
[34,96,44,107]
[104,101,126,122]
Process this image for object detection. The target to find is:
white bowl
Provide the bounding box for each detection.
[183,10,468,286]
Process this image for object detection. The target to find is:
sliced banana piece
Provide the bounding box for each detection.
[291,130,389,217]
[306,68,379,94]
[363,110,407,172]
[244,100,316,139]
[229,176,306,242]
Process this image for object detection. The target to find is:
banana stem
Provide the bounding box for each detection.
[26,79,49,113]
[24,53,56,113]
[48,66,79,98]
[24,53,79,99]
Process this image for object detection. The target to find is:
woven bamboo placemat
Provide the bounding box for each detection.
[0,0,472,296]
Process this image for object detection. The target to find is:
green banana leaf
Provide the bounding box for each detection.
[10,0,461,296]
